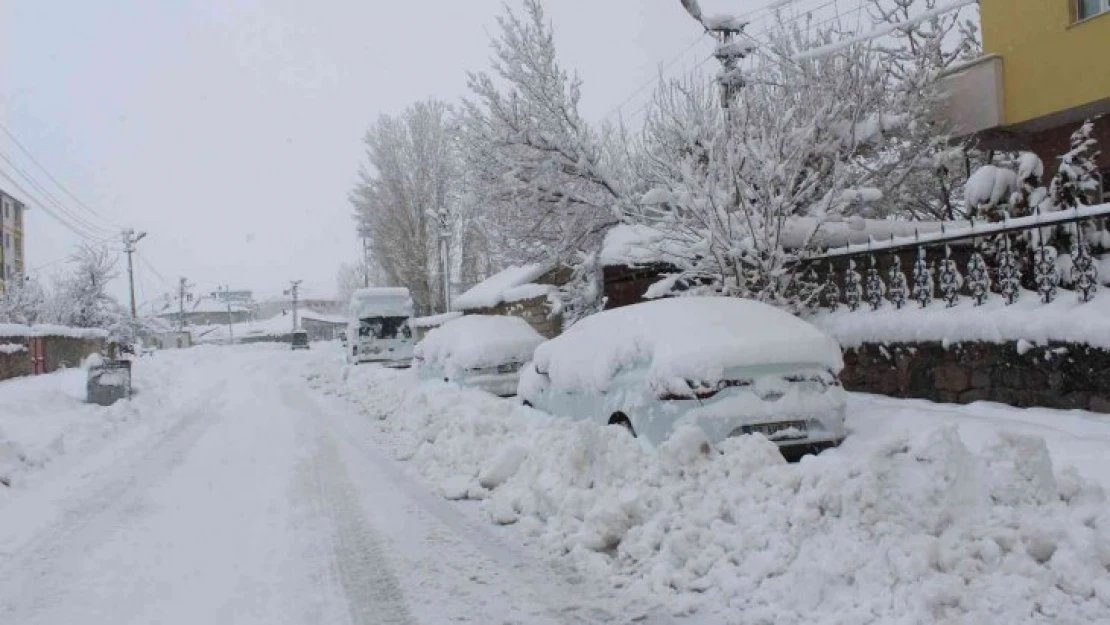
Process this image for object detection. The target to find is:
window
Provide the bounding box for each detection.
[1078,0,1110,20]
[3,234,9,249]
[1100,169,1110,204]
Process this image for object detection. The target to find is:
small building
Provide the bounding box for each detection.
[300,310,347,341]
[454,264,567,338]
[151,331,193,350]
[942,0,1110,202]
[157,297,252,328]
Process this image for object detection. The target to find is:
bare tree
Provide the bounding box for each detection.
[350,100,462,315]
[0,273,46,325]
[52,244,125,329]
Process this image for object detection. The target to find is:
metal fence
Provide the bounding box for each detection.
[798,204,1110,311]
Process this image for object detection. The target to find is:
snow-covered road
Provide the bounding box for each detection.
[2,343,1109,625]
[0,345,637,624]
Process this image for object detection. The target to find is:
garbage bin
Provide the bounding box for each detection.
[87,359,133,406]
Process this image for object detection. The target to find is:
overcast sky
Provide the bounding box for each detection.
[1,0,772,308]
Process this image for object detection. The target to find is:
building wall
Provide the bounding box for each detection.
[1027,116,1110,183]
[981,0,1110,126]
[0,190,27,292]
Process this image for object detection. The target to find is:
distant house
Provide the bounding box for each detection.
[255,297,344,320]
[157,297,252,327]
[941,0,1110,202]
[300,311,347,341]
[454,264,568,338]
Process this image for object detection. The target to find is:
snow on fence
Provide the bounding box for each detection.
[799,204,1110,312]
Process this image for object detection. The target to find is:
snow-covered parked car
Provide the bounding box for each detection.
[414,315,545,397]
[518,297,847,459]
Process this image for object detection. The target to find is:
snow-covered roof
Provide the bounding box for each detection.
[350,287,413,318]
[533,297,843,394]
[598,224,693,268]
[299,310,347,325]
[415,315,544,374]
[0,324,110,340]
[181,298,250,315]
[411,312,463,329]
[454,264,556,311]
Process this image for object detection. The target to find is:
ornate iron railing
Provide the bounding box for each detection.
[799,204,1110,311]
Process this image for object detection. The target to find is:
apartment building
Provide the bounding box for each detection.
[944,0,1110,200]
[0,188,27,293]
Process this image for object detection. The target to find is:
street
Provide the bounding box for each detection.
[0,345,637,625]
[2,343,1109,625]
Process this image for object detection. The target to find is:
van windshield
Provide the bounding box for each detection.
[359,317,410,339]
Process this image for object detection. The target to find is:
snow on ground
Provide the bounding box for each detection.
[312,358,1110,625]
[0,344,646,625]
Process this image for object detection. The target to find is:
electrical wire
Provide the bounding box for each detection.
[0,169,116,242]
[0,121,120,226]
[0,150,118,239]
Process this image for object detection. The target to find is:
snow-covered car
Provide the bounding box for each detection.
[414,315,544,397]
[518,297,847,459]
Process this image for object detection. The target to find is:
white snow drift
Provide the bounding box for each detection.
[314,361,1110,624]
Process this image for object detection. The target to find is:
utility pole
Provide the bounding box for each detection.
[285,280,303,333]
[436,208,451,312]
[358,224,372,288]
[177,277,193,333]
[122,229,148,318]
[219,285,235,345]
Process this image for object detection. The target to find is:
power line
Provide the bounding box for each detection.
[0,169,115,242]
[0,121,119,226]
[0,149,117,239]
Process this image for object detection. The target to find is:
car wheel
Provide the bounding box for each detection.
[608,413,636,437]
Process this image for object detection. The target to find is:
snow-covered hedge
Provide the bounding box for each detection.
[0,324,110,340]
[313,363,1110,623]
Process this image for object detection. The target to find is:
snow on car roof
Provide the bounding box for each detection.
[415,315,544,372]
[533,297,843,393]
[350,287,413,317]
[454,264,555,311]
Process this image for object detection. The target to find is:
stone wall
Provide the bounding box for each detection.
[841,340,1110,413]
[0,339,31,381]
[44,337,107,372]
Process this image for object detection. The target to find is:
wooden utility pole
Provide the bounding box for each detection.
[177,277,193,332]
[219,285,235,345]
[121,229,147,318]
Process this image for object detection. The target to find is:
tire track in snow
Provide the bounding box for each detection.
[0,379,228,617]
[308,376,680,625]
[302,410,416,625]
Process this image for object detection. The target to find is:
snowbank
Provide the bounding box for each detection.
[533,297,843,394]
[454,264,555,311]
[810,288,1110,349]
[0,324,110,340]
[312,362,1110,624]
[414,315,543,375]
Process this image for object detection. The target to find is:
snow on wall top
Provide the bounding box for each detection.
[415,315,543,373]
[598,224,693,268]
[810,290,1110,349]
[411,312,463,329]
[0,324,110,340]
[533,297,843,394]
[454,264,555,311]
[350,287,413,318]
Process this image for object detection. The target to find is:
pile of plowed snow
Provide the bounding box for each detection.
[312,362,1110,624]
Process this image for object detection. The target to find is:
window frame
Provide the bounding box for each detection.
[1078,0,1110,21]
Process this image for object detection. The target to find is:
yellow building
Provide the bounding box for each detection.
[0,189,28,293]
[944,0,1110,200]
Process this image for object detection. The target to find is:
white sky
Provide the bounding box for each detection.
[1,0,786,308]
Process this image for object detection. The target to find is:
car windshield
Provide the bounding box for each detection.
[359,317,409,339]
